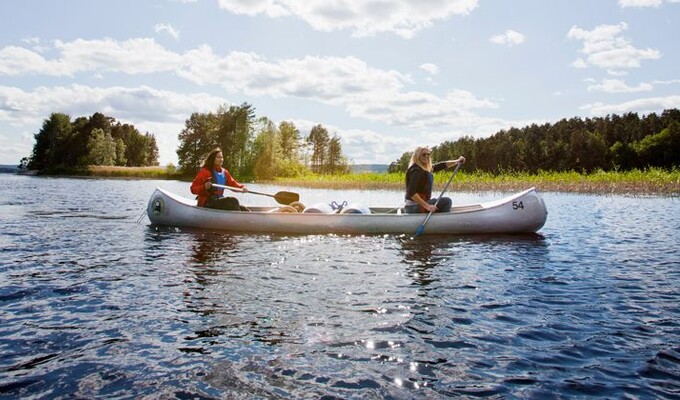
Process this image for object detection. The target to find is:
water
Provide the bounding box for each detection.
[1,174,679,399]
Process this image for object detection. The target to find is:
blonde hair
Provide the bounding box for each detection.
[409,146,432,172]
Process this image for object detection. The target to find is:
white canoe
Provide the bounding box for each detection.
[147,187,547,235]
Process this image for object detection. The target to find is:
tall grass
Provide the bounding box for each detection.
[81,165,679,194]
[85,166,183,179]
[274,168,680,195]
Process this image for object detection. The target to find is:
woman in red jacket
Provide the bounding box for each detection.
[190,148,249,211]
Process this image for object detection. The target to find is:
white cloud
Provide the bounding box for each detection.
[0,84,228,164]
[567,22,661,70]
[419,63,439,75]
[651,79,680,85]
[489,30,525,46]
[216,0,480,38]
[0,38,183,76]
[618,0,663,7]
[571,58,588,69]
[154,23,180,39]
[288,118,413,164]
[587,78,653,93]
[1,38,499,134]
[0,36,539,165]
[580,95,680,115]
[606,69,628,76]
[0,84,226,125]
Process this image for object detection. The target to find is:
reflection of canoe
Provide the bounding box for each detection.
[147,187,548,235]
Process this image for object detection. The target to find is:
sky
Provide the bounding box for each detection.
[1,0,679,167]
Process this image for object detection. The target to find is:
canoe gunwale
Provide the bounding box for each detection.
[147,187,547,235]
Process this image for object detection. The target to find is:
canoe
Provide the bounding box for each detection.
[146,187,548,235]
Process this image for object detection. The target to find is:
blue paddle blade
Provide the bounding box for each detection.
[415,225,425,237]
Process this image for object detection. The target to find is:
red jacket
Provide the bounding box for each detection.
[190,167,244,207]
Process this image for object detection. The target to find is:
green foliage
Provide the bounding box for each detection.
[633,121,680,167]
[176,105,351,179]
[27,112,158,170]
[307,124,330,173]
[390,109,680,173]
[28,112,72,170]
[86,128,116,166]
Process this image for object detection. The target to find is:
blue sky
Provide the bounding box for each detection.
[1,0,679,166]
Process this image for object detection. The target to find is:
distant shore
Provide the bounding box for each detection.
[11,166,680,195]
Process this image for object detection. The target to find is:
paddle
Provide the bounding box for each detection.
[414,160,463,237]
[211,183,299,205]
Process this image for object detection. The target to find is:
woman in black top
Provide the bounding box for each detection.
[404,146,465,213]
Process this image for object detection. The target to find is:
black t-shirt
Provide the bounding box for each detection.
[405,162,447,201]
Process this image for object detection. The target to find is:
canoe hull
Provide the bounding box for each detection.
[147,187,547,235]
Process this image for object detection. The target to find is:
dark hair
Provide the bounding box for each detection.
[201,148,223,169]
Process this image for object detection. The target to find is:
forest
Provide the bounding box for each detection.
[23,107,680,178]
[23,112,159,170]
[175,103,350,179]
[23,103,351,180]
[389,109,680,174]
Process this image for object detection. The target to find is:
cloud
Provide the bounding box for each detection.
[580,95,680,115]
[288,118,413,164]
[0,84,229,165]
[651,79,680,85]
[567,22,661,70]
[618,0,663,7]
[216,0,480,38]
[489,30,525,46]
[154,23,180,39]
[0,84,226,125]
[0,36,531,165]
[0,38,183,76]
[587,78,653,93]
[0,38,499,134]
[419,63,439,75]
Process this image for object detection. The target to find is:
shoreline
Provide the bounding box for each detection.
[270,179,680,196]
[11,167,680,196]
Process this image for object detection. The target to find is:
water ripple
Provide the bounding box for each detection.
[1,178,679,398]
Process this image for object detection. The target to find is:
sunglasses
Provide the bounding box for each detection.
[421,152,431,157]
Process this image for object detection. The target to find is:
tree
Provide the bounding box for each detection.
[252,118,283,179]
[326,134,350,174]
[26,112,157,169]
[279,121,301,163]
[216,103,255,176]
[388,151,411,173]
[86,128,116,166]
[145,133,159,166]
[28,113,72,170]
[307,125,329,173]
[114,138,127,166]
[18,157,29,170]
[177,112,219,174]
[634,121,680,168]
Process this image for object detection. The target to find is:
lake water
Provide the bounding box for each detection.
[1,174,679,399]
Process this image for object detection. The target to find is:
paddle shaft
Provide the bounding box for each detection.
[415,161,462,237]
[212,184,272,198]
[211,183,299,205]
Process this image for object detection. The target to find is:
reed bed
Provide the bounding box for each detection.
[86,166,181,179]
[274,168,680,195]
[81,166,679,195]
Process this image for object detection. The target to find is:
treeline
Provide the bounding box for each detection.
[177,103,350,179]
[389,109,680,173]
[23,112,159,170]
